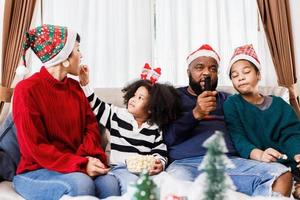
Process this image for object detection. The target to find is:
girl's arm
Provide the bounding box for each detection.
[224,97,290,163]
[81,84,117,130]
[150,129,168,170]
[79,65,116,130]
[223,98,257,159]
[250,148,283,162]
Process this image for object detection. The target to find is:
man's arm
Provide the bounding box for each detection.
[163,111,199,146]
[163,91,217,146]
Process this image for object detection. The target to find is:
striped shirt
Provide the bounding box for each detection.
[82,85,167,168]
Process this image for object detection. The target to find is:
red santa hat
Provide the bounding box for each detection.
[186,44,220,66]
[228,44,261,76]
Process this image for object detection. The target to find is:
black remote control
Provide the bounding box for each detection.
[204,76,212,91]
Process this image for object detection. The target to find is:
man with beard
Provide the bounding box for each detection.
[163,44,291,197]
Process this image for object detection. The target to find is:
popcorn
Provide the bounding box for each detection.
[126,155,156,173]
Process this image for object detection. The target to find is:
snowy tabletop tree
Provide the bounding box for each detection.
[131,170,158,200]
[197,130,236,200]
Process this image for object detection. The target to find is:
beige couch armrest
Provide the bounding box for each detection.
[93,88,124,108]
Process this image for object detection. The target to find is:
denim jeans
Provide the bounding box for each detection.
[0,113,20,181]
[109,164,139,195]
[166,156,290,196]
[13,168,120,200]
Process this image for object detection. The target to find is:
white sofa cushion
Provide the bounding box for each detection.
[0,181,24,200]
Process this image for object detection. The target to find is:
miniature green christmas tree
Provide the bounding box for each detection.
[198,131,236,200]
[131,170,158,200]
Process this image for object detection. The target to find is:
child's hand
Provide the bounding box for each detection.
[79,65,89,86]
[149,159,163,175]
[260,148,283,162]
[86,156,109,177]
[294,154,300,168]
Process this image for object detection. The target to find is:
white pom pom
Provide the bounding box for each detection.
[16,65,29,77]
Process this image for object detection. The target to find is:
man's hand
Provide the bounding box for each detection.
[86,156,109,177]
[294,154,300,168]
[193,91,217,120]
[149,159,163,175]
[79,65,89,86]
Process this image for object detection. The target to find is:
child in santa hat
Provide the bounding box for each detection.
[79,64,181,195]
[12,24,120,199]
[224,44,300,198]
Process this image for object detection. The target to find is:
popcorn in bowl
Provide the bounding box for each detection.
[126,155,156,173]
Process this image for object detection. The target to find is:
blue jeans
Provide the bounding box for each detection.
[0,113,20,181]
[109,164,139,195]
[166,156,290,196]
[13,169,120,200]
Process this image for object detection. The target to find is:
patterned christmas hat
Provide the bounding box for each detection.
[186,44,220,66]
[16,24,77,76]
[228,44,261,76]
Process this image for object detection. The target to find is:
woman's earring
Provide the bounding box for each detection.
[62,60,70,68]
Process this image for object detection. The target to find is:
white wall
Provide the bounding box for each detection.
[290,0,300,91]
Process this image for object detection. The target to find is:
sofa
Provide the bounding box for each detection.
[0,86,290,200]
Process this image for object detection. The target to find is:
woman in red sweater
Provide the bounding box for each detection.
[12,25,119,200]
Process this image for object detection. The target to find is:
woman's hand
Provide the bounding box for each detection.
[79,65,89,86]
[149,159,163,175]
[86,156,109,177]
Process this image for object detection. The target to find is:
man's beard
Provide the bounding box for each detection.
[188,73,218,96]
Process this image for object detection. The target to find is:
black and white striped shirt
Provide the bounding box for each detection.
[82,85,167,168]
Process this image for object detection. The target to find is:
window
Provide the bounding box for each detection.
[29,0,277,87]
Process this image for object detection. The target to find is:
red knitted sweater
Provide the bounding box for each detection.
[13,67,107,174]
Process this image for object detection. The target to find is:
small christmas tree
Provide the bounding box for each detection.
[131,170,158,200]
[198,131,236,200]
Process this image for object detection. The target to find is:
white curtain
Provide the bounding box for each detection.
[154,0,277,86]
[0,0,5,81]
[38,0,153,87]
[28,0,277,87]
[290,0,300,91]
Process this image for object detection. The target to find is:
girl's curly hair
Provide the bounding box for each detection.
[122,79,181,129]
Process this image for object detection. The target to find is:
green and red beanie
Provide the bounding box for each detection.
[16,24,77,76]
